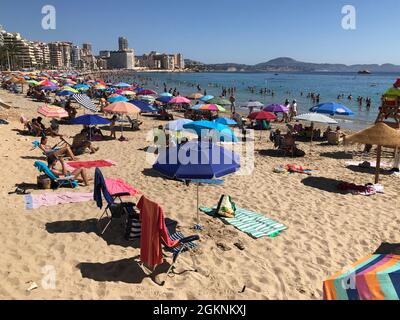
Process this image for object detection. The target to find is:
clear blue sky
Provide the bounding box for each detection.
[0,0,398,65]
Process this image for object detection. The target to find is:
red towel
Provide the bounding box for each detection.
[105,178,140,196]
[67,160,116,169]
[137,196,179,269]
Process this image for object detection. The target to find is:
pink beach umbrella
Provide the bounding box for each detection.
[38,105,69,118]
[170,96,191,104]
[137,89,158,96]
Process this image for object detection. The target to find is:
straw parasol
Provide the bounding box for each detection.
[345,122,400,183]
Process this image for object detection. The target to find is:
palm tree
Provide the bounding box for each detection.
[3,43,20,70]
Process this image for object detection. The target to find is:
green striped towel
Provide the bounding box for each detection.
[199,207,287,239]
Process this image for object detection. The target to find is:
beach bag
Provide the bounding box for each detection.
[216,195,237,218]
[125,207,141,240]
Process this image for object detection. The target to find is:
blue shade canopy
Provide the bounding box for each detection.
[183,120,238,142]
[113,82,131,88]
[199,95,214,102]
[108,95,129,103]
[153,141,240,180]
[165,119,193,131]
[214,117,237,125]
[309,103,355,116]
[70,114,111,125]
[129,100,157,113]
[156,96,173,103]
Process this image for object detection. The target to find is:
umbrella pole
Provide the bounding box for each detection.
[375,145,382,184]
[196,183,200,225]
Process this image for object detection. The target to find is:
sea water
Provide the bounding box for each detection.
[120,72,399,130]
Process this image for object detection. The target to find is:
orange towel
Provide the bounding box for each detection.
[137,196,179,269]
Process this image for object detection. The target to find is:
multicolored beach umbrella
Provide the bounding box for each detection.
[198,104,226,112]
[38,105,69,118]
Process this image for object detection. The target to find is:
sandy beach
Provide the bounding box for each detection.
[0,88,399,300]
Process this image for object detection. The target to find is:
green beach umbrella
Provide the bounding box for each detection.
[207,97,231,106]
[384,87,400,97]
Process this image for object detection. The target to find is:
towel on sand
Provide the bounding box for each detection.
[200,206,287,239]
[25,192,93,210]
[66,159,117,170]
[105,178,140,197]
[346,161,393,169]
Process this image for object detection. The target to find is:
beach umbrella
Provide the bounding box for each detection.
[104,102,141,140]
[187,93,204,100]
[207,97,231,106]
[128,100,157,113]
[94,84,107,90]
[345,122,400,183]
[294,113,338,124]
[191,104,205,110]
[241,101,264,108]
[294,113,338,153]
[214,117,237,125]
[138,95,156,102]
[263,104,289,113]
[122,91,136,96]
[72,94,99,113]
[310,102,354,116]
[183,120,238,143]
[165,119,193,132]
[160,92,173,97]
[70,115,110,125]
[137,89,157,95]
[153,140,240,226]
[384,87,400,97]
[170,96,191,104]
[74,84,91,91]
[38,105,69,118]
[37,80,54,87]
[156,96,173,104]
[27,80,39,86]
[198,104,226,112]
[248,111,277,121]
[57,90,75,96]
[108,95,129,103]
[199,95,214,102]
[113,82,131,88]
[41,85,59,91]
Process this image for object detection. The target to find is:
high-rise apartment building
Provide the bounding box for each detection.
[118,37,128,51]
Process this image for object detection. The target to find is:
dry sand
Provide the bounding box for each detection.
[0,89,399,300]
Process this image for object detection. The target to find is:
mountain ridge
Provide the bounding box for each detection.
[184,57,400,72]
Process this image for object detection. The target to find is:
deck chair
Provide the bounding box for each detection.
[94,168,137,235]
[34,161,78,189]
[136,196,200,285]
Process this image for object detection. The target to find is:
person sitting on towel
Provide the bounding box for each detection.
[71,132,99,155]
[47,155,92,186]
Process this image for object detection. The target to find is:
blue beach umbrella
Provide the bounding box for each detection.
[74,84,91,91]
[199,95,214,102]
[108,95,129,103]
[191,104,205,110]
[183,120,238,142]
[156,96,173,104]
[214,117,237,125]
[113,82,131,88]
[165,119,193,131]
[70,114,110,125]
[128,100,157,113]
[153,140,240,226]
[160,92,173,97]
[310,102,355,116]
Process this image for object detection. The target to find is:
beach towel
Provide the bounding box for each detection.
[200,206,287,239]
[25,192,93,210]
[137,196,179,269]
[105,178,140,197]
[323,254,400,300]
[66,159,117,170]
[345,161,393,169]
[337,182,378,196]
[286,164,316,175]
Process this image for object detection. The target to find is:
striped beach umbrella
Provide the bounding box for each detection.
[38,105,69,118]
[72,94,99,113]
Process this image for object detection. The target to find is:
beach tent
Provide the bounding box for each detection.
[345,122,400,183]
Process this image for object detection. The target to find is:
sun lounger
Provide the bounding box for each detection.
[34,161,78,189]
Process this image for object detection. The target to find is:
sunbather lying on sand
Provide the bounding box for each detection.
[39,136,77,160]
[47,155,92,186]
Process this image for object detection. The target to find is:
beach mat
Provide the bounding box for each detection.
[200,206,287,239]
[25,192,93,210]
[66,159,116,170]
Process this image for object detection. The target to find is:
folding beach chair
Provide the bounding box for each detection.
[136,196,200,285]
[34,161,78,189]
[94,168,137,235]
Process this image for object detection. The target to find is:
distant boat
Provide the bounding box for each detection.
[358,70,371,75]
